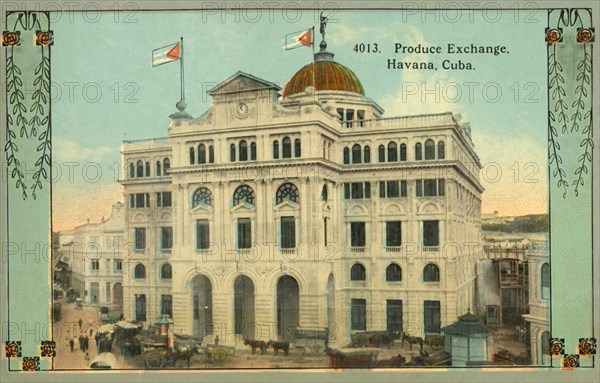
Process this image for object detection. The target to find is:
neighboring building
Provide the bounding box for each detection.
[119,36,484,345]
[58,202,126,307]
[522,235,550,365]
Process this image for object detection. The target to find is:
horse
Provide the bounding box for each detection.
[171,340,202,367]
[243,339,267,355]
[401,332,424,351]
[267,340,289,356]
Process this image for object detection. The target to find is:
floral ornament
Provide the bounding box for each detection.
[576,27,595,43]
[22,356,40,371]
[545,27,563,44]
[550,338,565,355]
[562,354,580,368]
[2,31,21,46]
[578,338,597,355]
[40,341,56,357]
[5,341,22,357]
[35,30,53,46]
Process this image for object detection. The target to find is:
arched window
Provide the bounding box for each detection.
[423,263,440,282]
[294,139,301,158]
[136,160,144,177]
[282,137,292,158]
[145,162,150,177]
[189,147,195,164]
[198,144,206,164]
[163,158,170,175]
[134,263,146,279]
[350,263,366,281]
[364,146,371,163]
[276,183,299,204]
[415,143,422,160]
[239,140,248,161]
[129,163,135,178]
[541,263,550,299]
[156,161,162,176]
[437,141,445,159]
[352,144,362,164]
[250,142,257,160]
[321,184,328,201]
[386,263,402,281]
[425,139,435,160]
[233,185,255,206]
[400,144,407,161]
[343,147,350,164]
[388,142,398,162]
[378,145,385,162]
[208,145,215,163]
[160,263,172,279]
[273,140,279,159]
[192,187,213,208]
[230,144,236,162]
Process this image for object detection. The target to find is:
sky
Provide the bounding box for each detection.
[50,9,548,231]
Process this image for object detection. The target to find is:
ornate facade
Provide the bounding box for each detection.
[120,45,483,346]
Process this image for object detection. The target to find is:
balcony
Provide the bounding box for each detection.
[280,248,297,256]
[385,246,402,253]
[350,247,365,253]
[422,246,440,252]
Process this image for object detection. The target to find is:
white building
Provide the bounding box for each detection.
[522,235,550,365]
[58,202,126,307]
[119,39,483,345]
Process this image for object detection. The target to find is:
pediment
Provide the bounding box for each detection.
[346,203,368,217]
[158,211,172,221]
[191,204,213,214]
[274,199,299,211]
[381,202,404,215]
[131,212,147,223]
[231,202,255,213]
[419,201,440,214]
[208,71,281,96]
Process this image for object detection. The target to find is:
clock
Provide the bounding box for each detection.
[235,102,249,118]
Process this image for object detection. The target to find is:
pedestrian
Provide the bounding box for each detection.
[78,318,83,330]
[89,328,93,338]
[78,335,84,352]
[84,352,90,362]
[83,335,89,352]
[69,338,74,352]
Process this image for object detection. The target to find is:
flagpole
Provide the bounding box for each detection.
[311,27,315,100]
[180,36,185,103]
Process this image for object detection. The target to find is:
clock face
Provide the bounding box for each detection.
[235,102,249,118]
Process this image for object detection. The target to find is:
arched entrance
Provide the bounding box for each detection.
[192,274,213,339]
[112,283,123,308]
[277,275,299,341]
[326,273,335,331]
[234,275,255,339]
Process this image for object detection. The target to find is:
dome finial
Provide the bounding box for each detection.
[319,12,328,51]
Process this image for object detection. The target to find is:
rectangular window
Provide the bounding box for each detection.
[351,183,363,199]
[156,192,172,207]
[387,181,400,198]
[106,282,111,302]
[161,295,173,316]
[196,219,210,250]
[131,193,150,208]
[344,183,371,200]
[351,222,366,247]
[379,182,386,198]
[438,179,445,196]
[365,182,371,198]
[351,299,367,330]
[135,294,146,322]
[237,218,252,249]
[323,218,328,247]
[424,179,438,197]
[387,300,403,332]
[281,217,296,249]
[386,221,402,247]
[344,183,351,199]
[113,259,122,272]
[161,227,173,250]
[424,300,441,333]
[416,180,423,197]
[134,228,146,250]
[90,260,100,271]
[400,180,407,197]
[423,220,440,247]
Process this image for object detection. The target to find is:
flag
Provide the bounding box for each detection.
[152,42,181,66]
[284,28,313,50]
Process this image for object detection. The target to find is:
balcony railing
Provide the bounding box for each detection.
[385,246,402,253]
[350,247,365,253]
[422,246,440,252]
[280,248,296,256]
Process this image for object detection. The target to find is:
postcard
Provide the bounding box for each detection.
[1,1,598,382]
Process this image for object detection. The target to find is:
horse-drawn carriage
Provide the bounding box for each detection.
[327,347,380,368]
